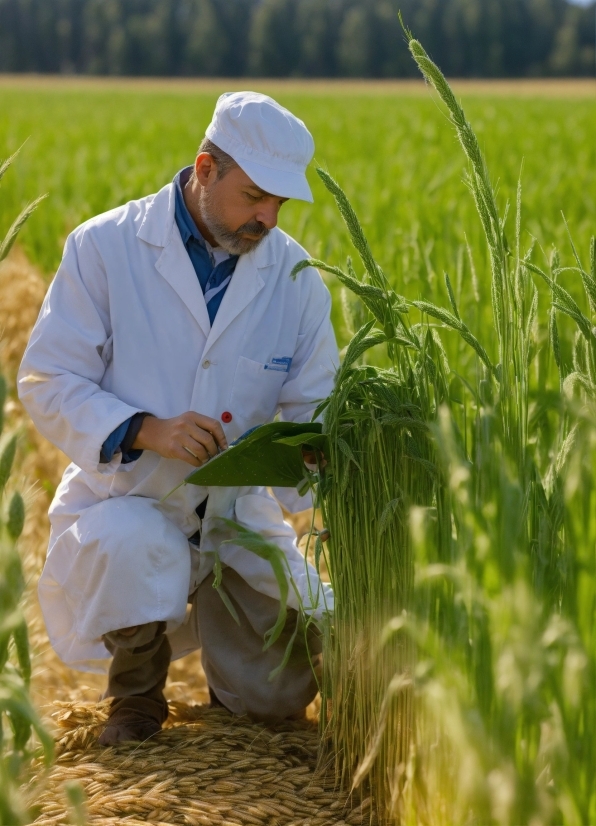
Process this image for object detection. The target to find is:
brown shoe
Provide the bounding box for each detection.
[98,695,169,746]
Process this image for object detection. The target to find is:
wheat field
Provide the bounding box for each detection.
[2,76,596,825]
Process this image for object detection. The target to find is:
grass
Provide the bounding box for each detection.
[1,79,595,358]
[290,37,596,825]
[2,73,596,825]
[0,155,53,823]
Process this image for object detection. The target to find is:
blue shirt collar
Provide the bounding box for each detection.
[174,166,206,247]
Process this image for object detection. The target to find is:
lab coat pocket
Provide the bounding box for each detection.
[230,356,286,429]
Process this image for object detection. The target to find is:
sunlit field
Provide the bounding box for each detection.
[1,76,595,353]
[1,75,596,824]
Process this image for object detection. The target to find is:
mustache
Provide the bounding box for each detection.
[235,220,269,237]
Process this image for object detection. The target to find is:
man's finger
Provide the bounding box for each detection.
[189,427,218,459]
[180,446,202,467]
[193,414,228,450]
[184,438,211,463]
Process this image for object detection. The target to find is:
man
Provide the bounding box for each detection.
[18,91,338,745]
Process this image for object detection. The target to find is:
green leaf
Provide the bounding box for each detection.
[449,375,465,404]
[292,258,407,332]
[549,308,562,372]
[0,435,17,493]
[7,492,25,539]
[290,257,346,282]
[0,375,6,437]
[0,145,24,184]
[12,620,31,685]
[8,700,31,752]
[0,673,54,764]
[0,194,48,263]
[183,421,323,488]
[296,475,311,496]
[527,260,594,342]
[212,552,240,624]
[579,264,596,317]
[315,168,386,289]
[213,583,240,625]
[413,300,494,374]
[213,588,240,626]
[379,498,401,535]
[314,535,323,574]
[274,432,329,452]
[554,423,579,480]
[337,437,362,470]
[219,519,295,651]
[339,320,387,375]
[268,617,300,682]
[65,781,87,826]
[444,272,460,319]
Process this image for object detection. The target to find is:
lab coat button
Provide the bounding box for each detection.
[202,359,211,369]
[221,411,233,423]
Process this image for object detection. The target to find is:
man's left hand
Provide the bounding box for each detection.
[301,444,327,472]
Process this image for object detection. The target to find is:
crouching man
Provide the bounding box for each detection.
[18,92,338,745]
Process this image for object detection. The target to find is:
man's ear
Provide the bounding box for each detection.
[194,152,218,187]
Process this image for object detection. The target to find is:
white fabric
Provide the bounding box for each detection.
[204,239,230,268]
[206,91,315,203]
[18,181,338,672]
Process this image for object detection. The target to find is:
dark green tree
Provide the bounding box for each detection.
[0,0,594,78]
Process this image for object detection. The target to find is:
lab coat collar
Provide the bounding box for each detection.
[137,182,176,248]
[173,167,205,247]
[137,182,277,344]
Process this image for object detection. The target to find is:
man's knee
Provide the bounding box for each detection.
[66,496,191,642]
[195,568,323,722]
[208,642,321,723]
[243,670,319,723]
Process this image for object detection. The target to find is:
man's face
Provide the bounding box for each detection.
[198,163,289,255]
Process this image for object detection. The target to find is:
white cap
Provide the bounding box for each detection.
[205,91,315,203]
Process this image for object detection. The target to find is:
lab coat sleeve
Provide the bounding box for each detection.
[17,228,142,475]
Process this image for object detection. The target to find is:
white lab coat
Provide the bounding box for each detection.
[18,180,338,672]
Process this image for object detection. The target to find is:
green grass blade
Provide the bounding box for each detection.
[0,194,48,263]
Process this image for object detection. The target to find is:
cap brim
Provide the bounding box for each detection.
[235,158,314,203]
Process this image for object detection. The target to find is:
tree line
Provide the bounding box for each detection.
[0,0,594,78]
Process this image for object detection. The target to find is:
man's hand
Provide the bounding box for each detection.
[301,444,327,472]
[133,412,228,467]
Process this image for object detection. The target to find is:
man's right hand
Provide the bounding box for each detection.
[133,412,228,467]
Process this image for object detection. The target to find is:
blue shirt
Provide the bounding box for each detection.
[173,166,239,322]
[100,167,239,464]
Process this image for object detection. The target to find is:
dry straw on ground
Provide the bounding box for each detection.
[0,249,347,825]
[26,703,367,826]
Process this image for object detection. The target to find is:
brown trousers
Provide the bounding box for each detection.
[103,568,321,723]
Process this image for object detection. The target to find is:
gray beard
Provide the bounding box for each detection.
[199,187,269,256]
